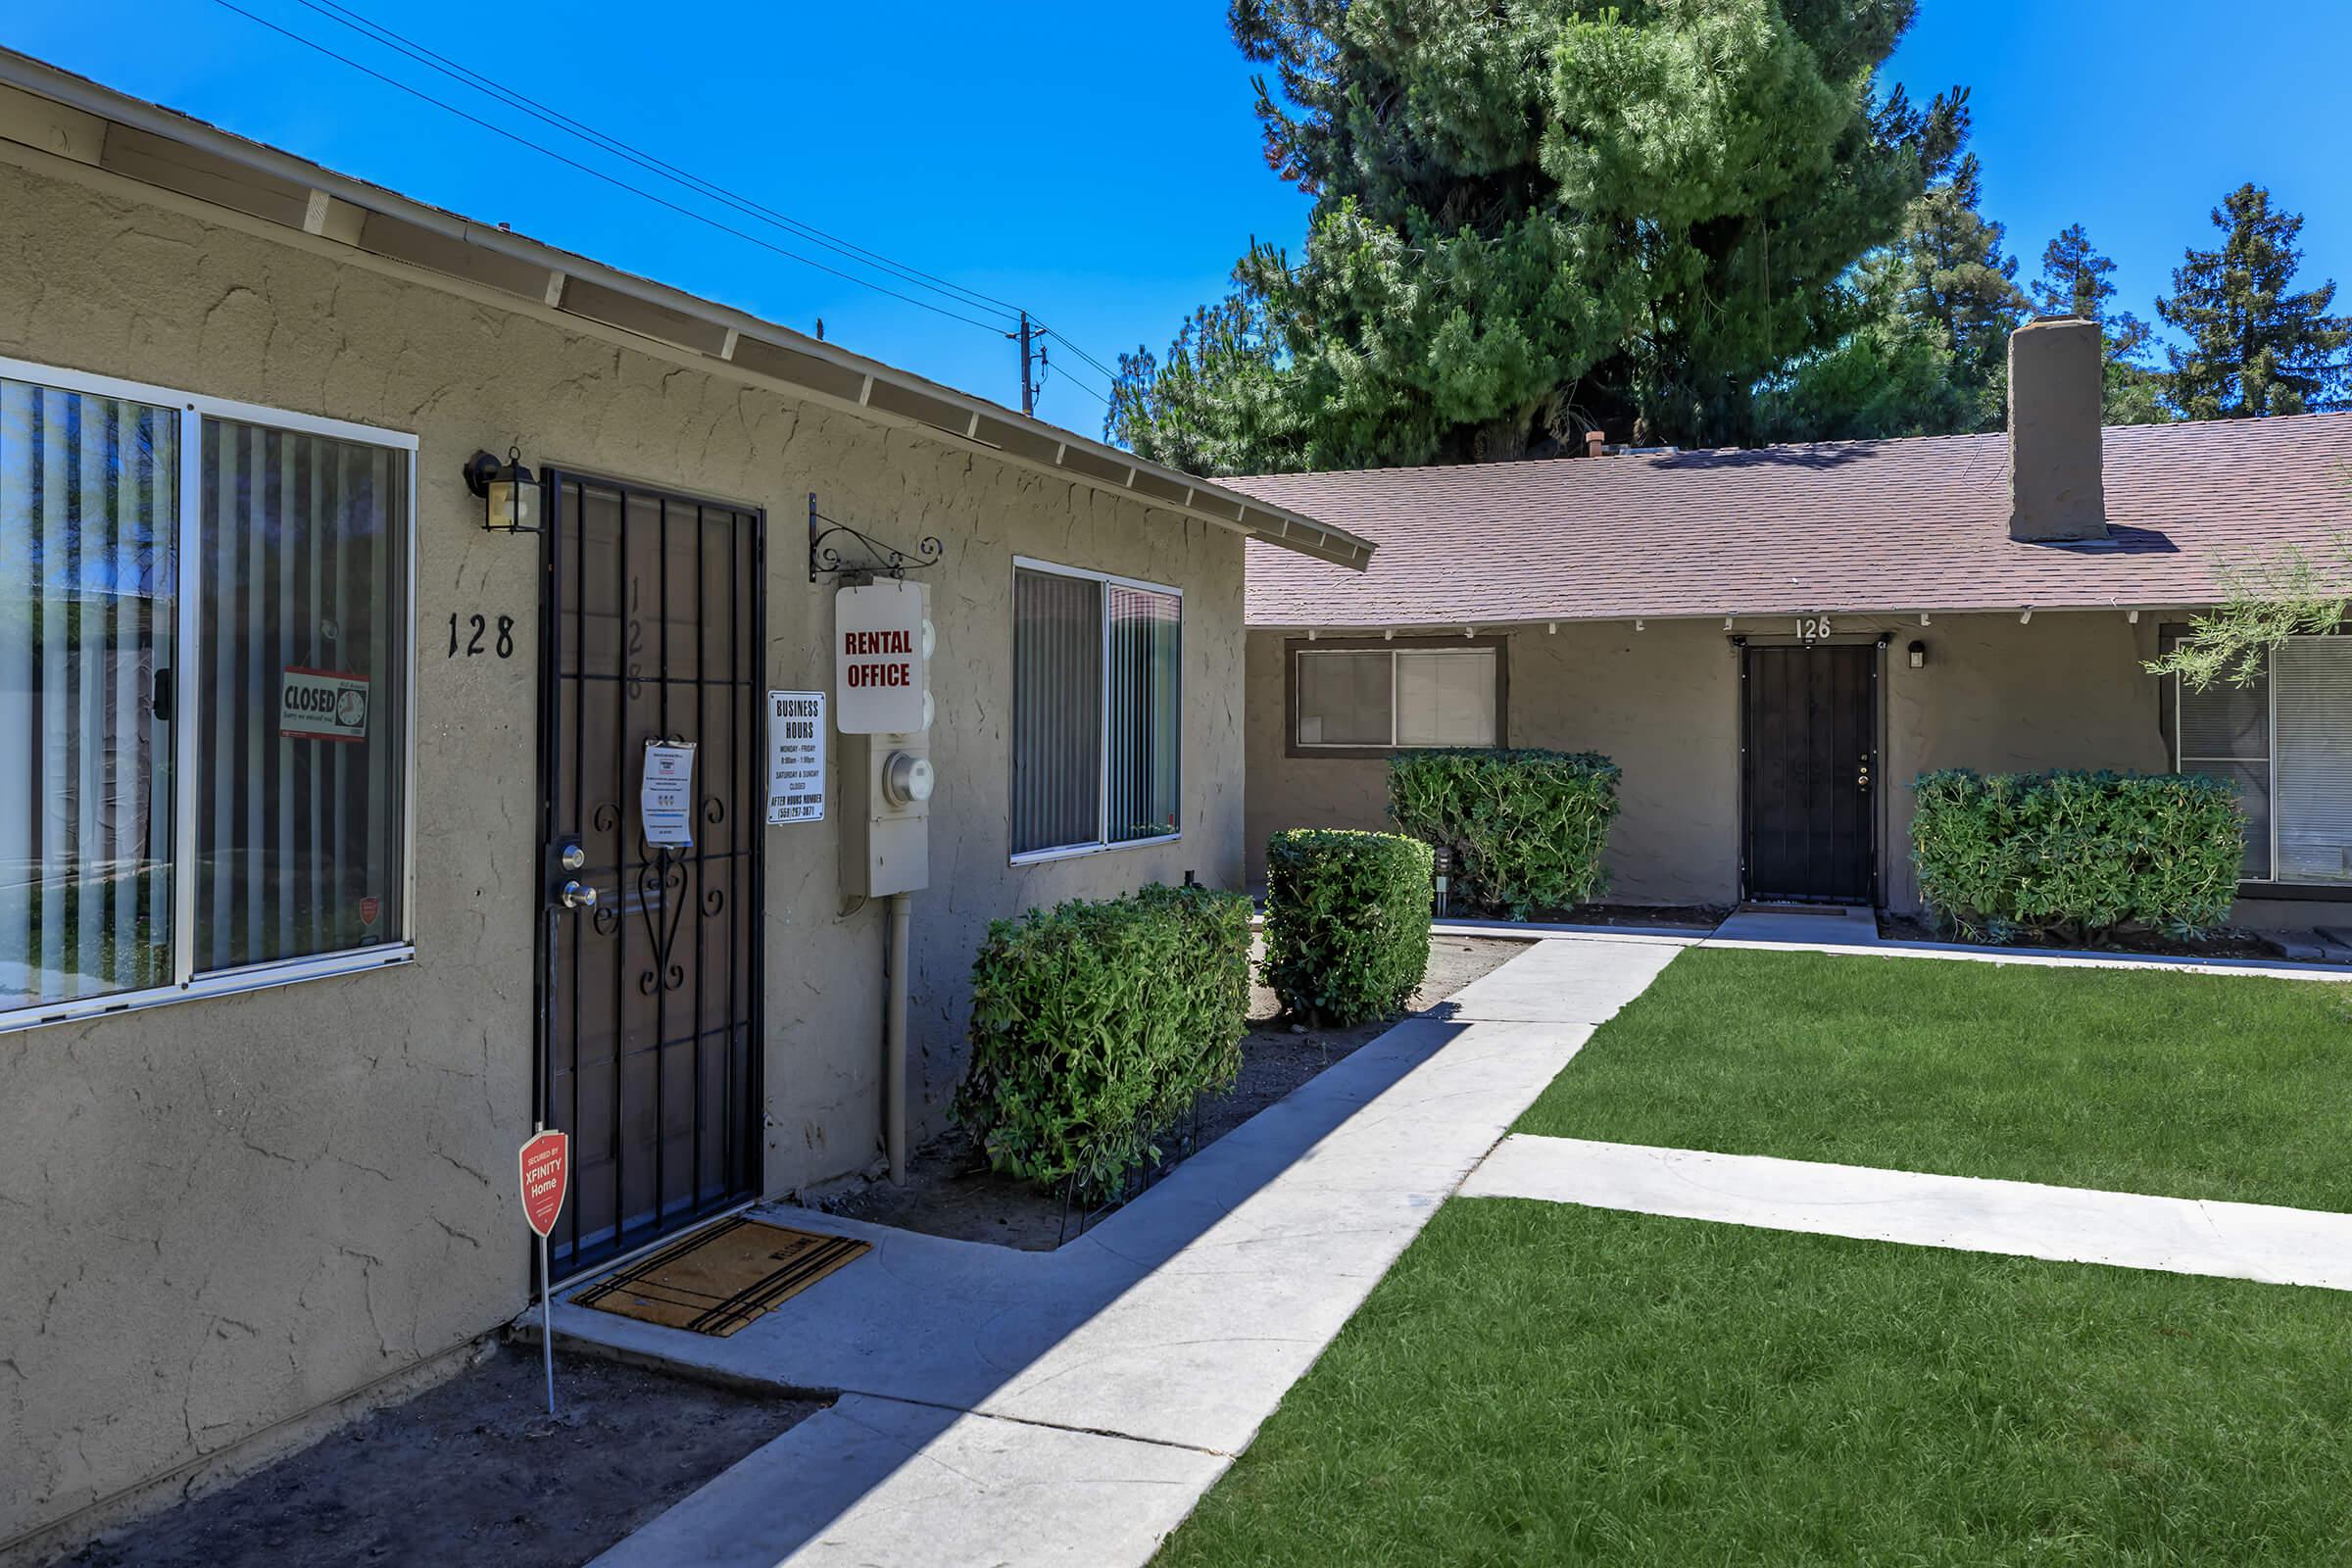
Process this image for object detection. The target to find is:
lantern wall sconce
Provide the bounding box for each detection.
[1908,639,1929,668]
[465,447,542,534]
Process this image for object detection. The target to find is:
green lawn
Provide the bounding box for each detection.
[1158,1201,2352,1567]
[1516,947,2352,1210]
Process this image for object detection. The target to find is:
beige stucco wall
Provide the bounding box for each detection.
[0,148,1244,1551]
[1248,612,2343,926]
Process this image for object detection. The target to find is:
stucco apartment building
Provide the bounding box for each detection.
[1236,319,2352,928]
[0,51,1373,1558]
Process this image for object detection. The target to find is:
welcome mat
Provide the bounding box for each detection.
[570,1216,870,1337]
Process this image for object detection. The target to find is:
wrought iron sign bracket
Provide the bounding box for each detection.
[808,493,943,583]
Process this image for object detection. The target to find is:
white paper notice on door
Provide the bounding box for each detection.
[641,739,697,849]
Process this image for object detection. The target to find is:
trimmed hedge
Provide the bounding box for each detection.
[1263,829,1434,1026]
[1388,749,1621,919]
[957,883,1250,1199]
[1910,769,2245,944]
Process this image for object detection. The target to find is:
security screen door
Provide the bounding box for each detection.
[1741,643,1878,905]
[537,471,764,1276]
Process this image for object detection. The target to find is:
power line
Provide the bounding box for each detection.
[287,0,1024,324]
[1038,327,1122,385]
[208,0,1014,335]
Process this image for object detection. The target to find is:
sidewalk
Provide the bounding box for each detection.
[573,937,1678,1567]
[1466,1135,2352,1293]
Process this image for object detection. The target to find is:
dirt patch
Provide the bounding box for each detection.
[58,1345,820,1568]
[1488,901,1726,930]
[807,935,1530,1250]
[1877,912,2281,961]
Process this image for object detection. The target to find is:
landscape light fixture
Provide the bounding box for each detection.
[465,446,541,534]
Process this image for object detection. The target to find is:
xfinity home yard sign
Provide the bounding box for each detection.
[278,667,368,742]
[834,583,925,734]
[767,690,826,825]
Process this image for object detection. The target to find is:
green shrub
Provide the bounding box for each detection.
[1910,769,2245,944]
[1388,749,1621,919]
[1263,829,1435,1026]
[958,883,1250,1198]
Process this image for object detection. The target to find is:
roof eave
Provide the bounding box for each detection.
[0,49,1375,572]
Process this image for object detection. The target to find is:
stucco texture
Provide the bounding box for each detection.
[0,149,1244,1550]
[1246,612,2295,918]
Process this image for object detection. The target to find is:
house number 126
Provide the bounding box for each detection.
[1796,614,1835,642]
[448,612,516,659]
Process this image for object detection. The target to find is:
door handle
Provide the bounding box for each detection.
[560,880,599,910]
[1856,760,1873,793]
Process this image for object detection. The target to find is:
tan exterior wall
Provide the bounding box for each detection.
[1249,612,2345,928]
[0,150,1244,1549]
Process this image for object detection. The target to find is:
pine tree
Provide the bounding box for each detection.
[2158,184,2350,419]
[2031,222,2170,424]
[1887,154,2026,429]
[1108,0,1963,471]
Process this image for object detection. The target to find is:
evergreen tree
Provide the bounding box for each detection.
[2158,184,2350,418]
[2031,222,2170,424]
[1108,0,1963,471]
[1886,153,2026,429]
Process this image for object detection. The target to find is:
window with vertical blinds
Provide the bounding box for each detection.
[1,358,416,1028]
[1010,563,1180,858]
[2174,632,2352,885]
[0,377,178,1010]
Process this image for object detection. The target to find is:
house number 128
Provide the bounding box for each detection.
[448,612,515,659]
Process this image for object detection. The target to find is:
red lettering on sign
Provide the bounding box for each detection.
[517,1129,568,1238]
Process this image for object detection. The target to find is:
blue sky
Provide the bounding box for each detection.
[6,1,2346,437]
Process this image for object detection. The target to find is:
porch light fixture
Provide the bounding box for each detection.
[465,446,541,534]
[1908,640,1928,669]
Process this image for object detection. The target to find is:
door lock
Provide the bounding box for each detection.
[1856,759,1873,792]
[560,880,598,910]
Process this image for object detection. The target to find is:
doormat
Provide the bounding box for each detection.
[570,1216,870,1337]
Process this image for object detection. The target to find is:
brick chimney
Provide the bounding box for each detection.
[2007,316,2107,543]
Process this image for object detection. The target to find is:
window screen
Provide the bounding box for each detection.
[2275,639,2352,883]
[1296,652,1393,746]
[1105,584,1180,845]
[196,416,410,970]
[2177,664,2273,880]
[0,377,177,1009]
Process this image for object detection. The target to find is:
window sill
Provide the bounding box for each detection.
[1009,833,1182,867]
[2,944,416,1035]
[2235,881,2352,903]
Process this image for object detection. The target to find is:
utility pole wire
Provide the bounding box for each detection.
[209,0,1015,334]
[288,0,1024,323]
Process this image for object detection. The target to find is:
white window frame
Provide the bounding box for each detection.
[1,355,420,1033]
[2173,631,2351,889]
[1293,643,1502,752]
[1008,555,1183,865]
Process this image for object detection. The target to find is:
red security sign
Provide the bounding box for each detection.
[518,1129,568,1238]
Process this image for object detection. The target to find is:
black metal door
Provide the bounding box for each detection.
[536,471,764,1276]
[1742,643,1877,904]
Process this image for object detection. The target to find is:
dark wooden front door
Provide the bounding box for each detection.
[536,471,764,1276]
[1741,643,1877,904]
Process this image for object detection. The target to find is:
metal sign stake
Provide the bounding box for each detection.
[541,1224,555,1416]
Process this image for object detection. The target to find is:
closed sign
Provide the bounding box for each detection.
[835,583,927,734]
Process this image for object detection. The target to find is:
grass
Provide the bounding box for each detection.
[1515,947,2352,1210]
[1157,1201,2352,1567]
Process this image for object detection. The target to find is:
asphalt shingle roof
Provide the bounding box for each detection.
[1233,414,2352,627]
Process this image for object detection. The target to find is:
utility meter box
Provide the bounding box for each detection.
[837,581,934,897]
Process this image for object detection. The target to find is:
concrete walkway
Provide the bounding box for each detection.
[578,936,1677,1567]
[1423,915,2352,984]
[1465,1135,2352,1292]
